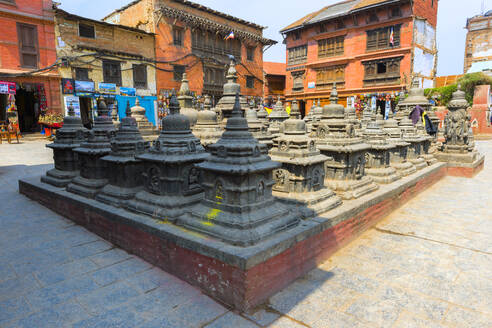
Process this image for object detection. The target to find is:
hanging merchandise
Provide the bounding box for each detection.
[37,84,48,113]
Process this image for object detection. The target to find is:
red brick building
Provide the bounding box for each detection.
[263,61,286,102]
[0,0,61,132]
[103,0,276,103]
[281,0,438,114]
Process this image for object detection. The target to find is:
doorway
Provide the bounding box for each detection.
[298,100,306,118]
[15,87,38,132]
[0,94,7,122]
[79,97,93,129]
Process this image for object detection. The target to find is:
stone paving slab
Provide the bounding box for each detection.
[0,140,491,327]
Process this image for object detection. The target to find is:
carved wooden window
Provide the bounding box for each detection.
[292,31,301,40]
[389,6,402,18]
[366,24,401,51]
[173,27,183,46]
[318,23,327,34]
[318,36,344,58]
[291,71,304,92]
[75,68,89,81]
[287,45,307,65]
[246,76,254,88]
[133,64,147,89]
[204,66,225,87]
[362,56,402,86]
[316,65,345,88]
[17,23,38,68]
[247,47,255,61]
[367,10,379,23]
[192,29,205,50]
[102,60,121,86]
[79,23,95,39]
[173,65,185,81]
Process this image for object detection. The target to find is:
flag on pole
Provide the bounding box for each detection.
[224,31,234,40]
[389,27,394,46]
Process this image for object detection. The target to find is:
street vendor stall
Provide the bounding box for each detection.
[38,113,64,137]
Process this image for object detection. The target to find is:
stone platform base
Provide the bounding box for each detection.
[445,155,485,178]
[19,163,446,312]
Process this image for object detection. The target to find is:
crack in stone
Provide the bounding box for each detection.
[373,227,492,256]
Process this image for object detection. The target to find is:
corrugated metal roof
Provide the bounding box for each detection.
[309,0,360,24]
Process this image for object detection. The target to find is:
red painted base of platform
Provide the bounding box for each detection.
[446,159,484,178]
[20,166,447,311]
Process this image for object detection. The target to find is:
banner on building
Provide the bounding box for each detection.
[0,81,16,95]
[75,81,95,93]
[308,82,316,89]
[120,87,136,96]
[98,83,117,94]
[64,96,81,117]
[61,78,75,94]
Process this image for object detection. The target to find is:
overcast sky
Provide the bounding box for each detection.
[58,0,489,76]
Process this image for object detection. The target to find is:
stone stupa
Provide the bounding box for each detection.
[313,83,378,200]
[126,94,209,222]
[270,98,342,218]
[178,94,299,247]
[246,107,274,149]
[96,103,149,207]
[399,116,428,170]
[362,120,400,184]
[130,98,158,138]
[383,111,417,177]
[192,95,223,148]
[257,102,269,128]
[178,73,198,127]
[67,97,116,198]
[41,103,88,187]
[268,97,289,138]
[215,59,248,127]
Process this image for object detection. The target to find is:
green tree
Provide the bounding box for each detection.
[457,72,492,105]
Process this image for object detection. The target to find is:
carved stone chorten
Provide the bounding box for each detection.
[178,73,198,127]
[246,108,274,149]
[416,119,438,165]
[399,117,428,170]
[41,104,88,187]
[303,101,315,132]
[67,98,116,198]
[178,94,299,247]
[270,99,342,218]
[257,102,269,128]
[435,86,483,167]
[131,99,157,137]
[313,83,378,199]
[215,60,248,126]
[126,94,209,222]
[383,112,416,177]
[345,103,361,135]
[312,99,324,124]
[110,102,120,128]
[268,97,289,138]
[361,106,374,130]
[362,121,400,184]
[96,105,149,207]
[192,95,223,148]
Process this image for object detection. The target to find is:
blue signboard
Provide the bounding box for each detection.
[75,81,95,93]
[98,83,117,94]
[119,87,136,96]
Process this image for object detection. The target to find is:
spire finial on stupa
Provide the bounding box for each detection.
[169,91,180,115]
[125,100,132,117]
[330,83,338,104]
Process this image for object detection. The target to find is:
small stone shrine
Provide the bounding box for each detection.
[270,98,342,218]
[435,85,484,173]
[303,101,315,132]
[361,106,374,130]
[383,111,416,177]
[110,101,120,128]
[96,103,149,207]
[246,107,274,148]
[268,97,289,138]
[178,73,198,127]
[131,98,157,138]
[215,59,248,127]
[66,97,116,198]
[178,94,299,246]
[415,119,438,165]
[41,103,88,187]
[399,116,428,170]
[314,84,378,199]
[126,94,209,222]
[257,102,269,128]
[362,120,400,184]
[192,95,223,148]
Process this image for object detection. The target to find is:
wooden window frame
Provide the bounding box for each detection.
[318,36,344,58]
[287,45,308,66]
[315,65,346,88]
[173,26,184,47]
[362,56,402,87]
[75,67,90,81]
[79,22,95,39]
[102,60,122,86]
[173,65,185,81]
[133,64,147,89]
[366,24,401,52]
[246,75,254,89]
[291,71,305,93]
[247,46,255,61]
[16,23,39,69]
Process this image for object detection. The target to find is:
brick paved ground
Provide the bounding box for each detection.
[0,140,490,328]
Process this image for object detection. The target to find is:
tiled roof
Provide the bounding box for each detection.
[264,62,286,76]
[281,0,398,33]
